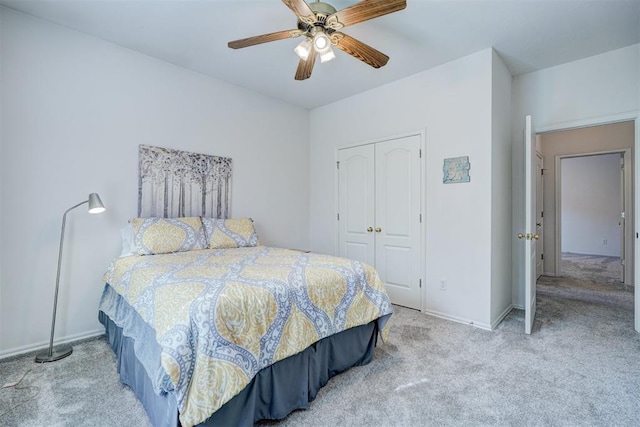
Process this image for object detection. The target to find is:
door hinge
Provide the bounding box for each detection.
[541,169,544,175]
[419,149,422,158]
[541,253,544,260]
[336,161,340,170]
[419,279,422,288]
[337,213,340,220]
[419,213,422,223]
[541,211,543,218]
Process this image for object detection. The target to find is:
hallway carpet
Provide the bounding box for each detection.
[560,252,624,288]
[539,252,634,311]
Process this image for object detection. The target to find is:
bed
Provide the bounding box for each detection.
[98,217,393,427]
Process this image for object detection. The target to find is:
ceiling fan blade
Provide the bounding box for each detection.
[326,0,406,29]
[333,32,389,68]
[282,0,316,24]
[295,48,317,80]
[228,29,304,49]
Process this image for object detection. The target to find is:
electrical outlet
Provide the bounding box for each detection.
[603,239,608,245]
[440,279,447,290]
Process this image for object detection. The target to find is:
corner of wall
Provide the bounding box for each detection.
[490,48,514,325]
[0,5,5,349]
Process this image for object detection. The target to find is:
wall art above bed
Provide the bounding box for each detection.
[138,144,232,218]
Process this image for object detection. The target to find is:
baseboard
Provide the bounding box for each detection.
[491,304,514,330]
[0,328,105,361]
[512,304,524,310]
[422,309,491,331]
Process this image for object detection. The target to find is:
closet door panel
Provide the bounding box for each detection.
[375,135,422,309]
[338,145,375,266]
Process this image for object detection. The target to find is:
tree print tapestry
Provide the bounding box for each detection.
[138,145,232,218]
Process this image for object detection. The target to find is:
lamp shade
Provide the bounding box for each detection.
[319,48,336,63]
[313,32,330,51]
[294,38,312,61]
[88,193,106,214]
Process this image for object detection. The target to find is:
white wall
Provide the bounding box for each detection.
[0,9,310,357]
[310,49,498,328]
[511,44,640,307]
[561,154,622,256]
[490,50,513,326]
[0,8,3,325]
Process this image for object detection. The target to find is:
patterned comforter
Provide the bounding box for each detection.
[101,246,393,427]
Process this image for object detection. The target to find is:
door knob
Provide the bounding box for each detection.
[375,227,382,233]
[518,233,539,240]
[367,227,373,233]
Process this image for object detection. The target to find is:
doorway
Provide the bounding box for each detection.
[536,121,635,312]
[559,153,627,286]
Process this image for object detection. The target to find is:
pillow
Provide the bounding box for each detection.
[119,223,136,257]
[201,217,260,249]
[130,217,207,255]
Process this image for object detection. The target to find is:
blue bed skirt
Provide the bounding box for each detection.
[99,307,381,426]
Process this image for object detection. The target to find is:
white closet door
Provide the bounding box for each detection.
[338,145,375,265]
[375,135,422,309]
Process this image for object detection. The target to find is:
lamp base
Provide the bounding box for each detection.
[35,345,73,363]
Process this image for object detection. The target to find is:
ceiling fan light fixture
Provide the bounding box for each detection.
[319,47,336,63]
[228,0,406,81]
[294,37,313,60]
[313,31,331,52]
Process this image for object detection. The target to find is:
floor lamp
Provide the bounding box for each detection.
[35,193,106,363]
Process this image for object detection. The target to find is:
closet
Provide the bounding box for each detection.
[337,134,423,310]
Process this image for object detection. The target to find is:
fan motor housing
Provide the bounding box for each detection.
[297,1,337,30]
[309,2,337,17]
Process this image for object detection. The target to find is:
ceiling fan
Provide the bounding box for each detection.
[228,0,407,80]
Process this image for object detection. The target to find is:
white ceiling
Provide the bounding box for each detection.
[2,0,639,109]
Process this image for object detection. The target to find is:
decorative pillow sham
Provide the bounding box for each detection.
[130,217,207,255]
[201,217,260,249]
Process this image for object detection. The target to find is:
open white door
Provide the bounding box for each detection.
[523,115,538,334]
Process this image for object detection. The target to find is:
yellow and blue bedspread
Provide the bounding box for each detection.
[102,246,392,427]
